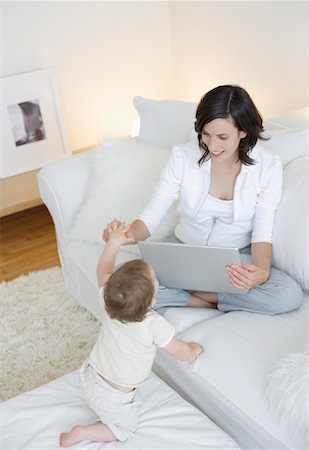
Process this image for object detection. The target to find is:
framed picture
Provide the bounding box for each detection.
[1,68,70,179]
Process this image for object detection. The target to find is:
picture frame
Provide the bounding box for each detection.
[1,68,70,179]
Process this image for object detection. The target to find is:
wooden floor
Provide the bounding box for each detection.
[0,205,60,281]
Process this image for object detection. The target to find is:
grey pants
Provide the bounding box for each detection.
[155,236,303,316]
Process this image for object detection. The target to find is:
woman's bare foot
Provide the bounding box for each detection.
[188,292,218,309]
[59,422,117,447]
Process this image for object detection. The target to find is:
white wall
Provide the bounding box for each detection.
[2,1,173,149]
[168,1,309,120]
[2,1,308,150]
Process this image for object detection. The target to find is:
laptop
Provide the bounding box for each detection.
[138,241,248,294]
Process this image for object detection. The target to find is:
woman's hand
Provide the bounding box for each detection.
[104,218,149,244]
[226,262,269,290]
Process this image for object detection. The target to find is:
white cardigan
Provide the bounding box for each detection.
[139,141,282,249]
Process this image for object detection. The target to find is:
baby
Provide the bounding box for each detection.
[60,222,203,446]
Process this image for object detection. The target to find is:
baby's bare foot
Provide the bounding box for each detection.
[59,425,83,447]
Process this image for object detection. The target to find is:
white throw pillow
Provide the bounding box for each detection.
[133,96,196,147]
[272,156,309,292]
[70,138,179,250]
[266,348,309,446]
[259,127,309,168]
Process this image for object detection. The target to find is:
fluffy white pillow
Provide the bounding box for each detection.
[70,138,179,249]
[259,127,309,168]
[266,348,309,446]
[272,156,309,291]
[133,96,196,147]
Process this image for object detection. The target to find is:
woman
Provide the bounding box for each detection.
[105,85,303,315]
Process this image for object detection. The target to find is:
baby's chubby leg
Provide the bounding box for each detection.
[59,422,117,447]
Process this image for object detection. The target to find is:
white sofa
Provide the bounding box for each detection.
[38,99,309,449]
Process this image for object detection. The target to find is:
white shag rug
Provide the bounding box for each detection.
[0,267,100,401]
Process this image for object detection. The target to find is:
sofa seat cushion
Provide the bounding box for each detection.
[154,294,309,448]
[164,306,223,335]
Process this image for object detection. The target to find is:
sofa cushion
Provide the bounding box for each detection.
[155,294,309,448]
[188,297,309,447]
[259,127,309,168]
[272,156,309,292]
[70,137,179,245]
[264,106,309,131]
[133,96,196,147]
[164,307,223,335]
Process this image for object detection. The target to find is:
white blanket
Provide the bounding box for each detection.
[2,370,239,449]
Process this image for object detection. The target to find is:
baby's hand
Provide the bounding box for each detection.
[103,219,123,242]
[106,221,135,246]
[188,342,204,360]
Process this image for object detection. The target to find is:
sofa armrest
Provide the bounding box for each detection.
[38,152,91,244]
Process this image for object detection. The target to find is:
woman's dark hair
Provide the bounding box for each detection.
[194,85,266,166]
[104,259,154,323]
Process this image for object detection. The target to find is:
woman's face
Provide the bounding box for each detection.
[201,116,246,164]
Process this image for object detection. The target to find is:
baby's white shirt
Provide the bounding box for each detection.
[89,288,175,388]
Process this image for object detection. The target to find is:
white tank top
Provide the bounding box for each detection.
[203,194,234,245]
[204,194,233,220]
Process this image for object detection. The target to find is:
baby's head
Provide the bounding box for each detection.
[104,259,158,323]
